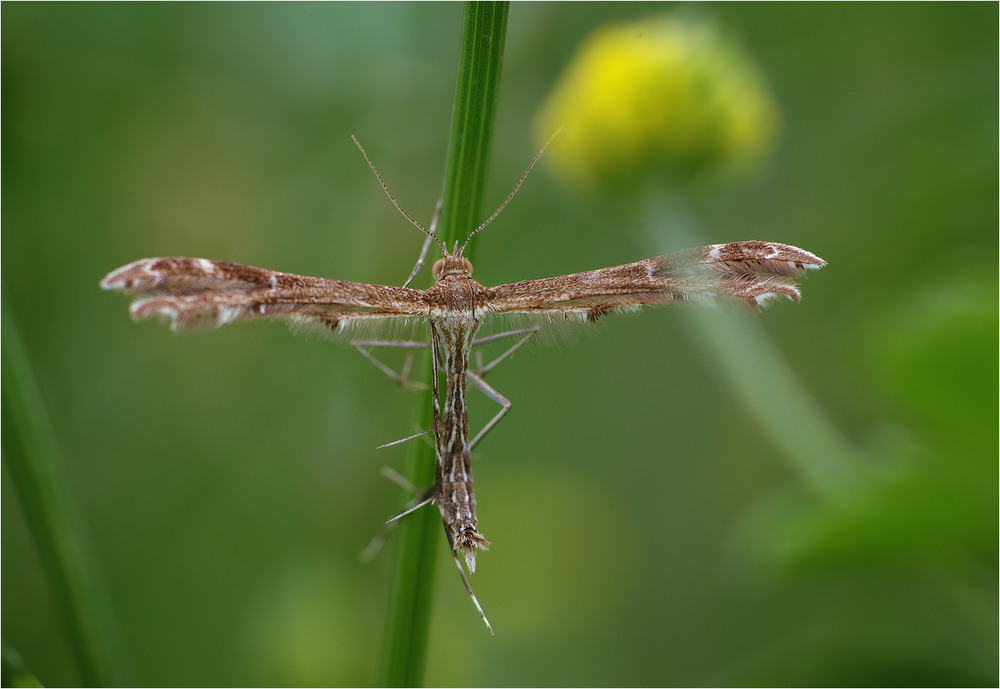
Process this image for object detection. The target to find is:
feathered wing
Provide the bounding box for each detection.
[100,257,429,334]
[483,241,826,321]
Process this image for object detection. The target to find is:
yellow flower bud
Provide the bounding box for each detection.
[535,16,779,190]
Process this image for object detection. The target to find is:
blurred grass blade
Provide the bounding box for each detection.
[378,2,509,686]
[1,304,125,686]
[2,642,43,688]
[642,198,857,500]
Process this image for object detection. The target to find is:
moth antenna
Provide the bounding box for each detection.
[459,128,562,256]
[352,135,448,257]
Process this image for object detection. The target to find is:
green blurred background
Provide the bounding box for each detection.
[3,3,996,686]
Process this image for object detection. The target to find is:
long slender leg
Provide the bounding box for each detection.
[444,526,494,636]
[352,342,429,390]
[350,339,428,349]
[473,326,538,376]
[467,371,512,451]
[402,198,442,288]
[358,484,434,563]
[381,465,421,495]
[403,233,434,289]
[470,326,539,349]
[376,427,434,450]
[464,326,538,450]
[350,338,434,445]
[386,490,435,524]
[358,334,441,562]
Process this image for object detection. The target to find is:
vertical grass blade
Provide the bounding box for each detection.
[437,1,509,264]
[2,305,124,686]
[377,2,509,686]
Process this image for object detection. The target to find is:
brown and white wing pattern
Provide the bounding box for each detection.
[483,241,826,321]
[100,257,429,334]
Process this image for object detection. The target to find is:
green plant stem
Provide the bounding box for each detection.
[1,304,124,687]
[377,3,508,686]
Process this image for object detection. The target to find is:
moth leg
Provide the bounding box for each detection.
[444,525,494,636]
[471,326,539,376]
[386,491,434,524]
[470,325,539,348]
[467,372,512,452]
[465,326,538,451]
[358,485,434,563]
[351,339,437,447]
[376,427,434,450]
[380,465,421,495]
[402,198,443,288]
[352,339,430,391]
[359,337,439,565]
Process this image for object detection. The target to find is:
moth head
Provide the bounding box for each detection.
[432,255,474,280]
